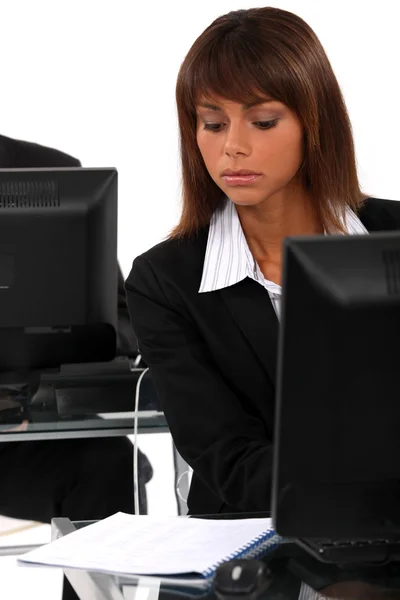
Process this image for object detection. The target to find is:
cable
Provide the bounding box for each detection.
[172,444,192,515]
[134,365,191,516]
[133,366,149,515]
[176,470,192,503]
[132,354,142,368]
[172,442,182,515]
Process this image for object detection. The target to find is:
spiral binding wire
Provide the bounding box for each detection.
[201,528,282,579]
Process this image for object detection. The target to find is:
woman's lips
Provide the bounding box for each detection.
[222,174,262,186]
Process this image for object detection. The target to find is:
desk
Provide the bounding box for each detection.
[0,411,168,442]
[0,361,188,532]
[0,361,168,441]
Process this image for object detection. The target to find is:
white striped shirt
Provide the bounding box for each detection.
[199,198,367,317]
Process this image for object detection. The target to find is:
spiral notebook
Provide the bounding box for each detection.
[18,512,281,580]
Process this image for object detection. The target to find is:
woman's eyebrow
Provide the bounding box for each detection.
[197,99,275,111]
[244,99,274,109]
[197,103,221,111]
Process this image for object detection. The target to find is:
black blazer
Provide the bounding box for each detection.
[0,134,137,355]
[126,197,400,515]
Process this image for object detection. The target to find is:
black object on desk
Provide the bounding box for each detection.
[214,559,271,600]
[273,232,400,563]
[40,358,161,416]
[1,359,160,418]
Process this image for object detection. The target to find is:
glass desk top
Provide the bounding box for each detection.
[0,359,168,440]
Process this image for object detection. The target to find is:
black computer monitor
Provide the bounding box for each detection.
[272,231,400,545]
[0,167,117,370]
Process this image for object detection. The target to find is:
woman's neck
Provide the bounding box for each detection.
[235,186,323,284]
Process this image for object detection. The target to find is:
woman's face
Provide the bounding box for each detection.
[196,96,305,207]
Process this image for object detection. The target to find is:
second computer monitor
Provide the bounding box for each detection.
[0,167,118,370]
[273,231,400,540]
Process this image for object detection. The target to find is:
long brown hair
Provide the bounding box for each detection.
[171,7,366,238]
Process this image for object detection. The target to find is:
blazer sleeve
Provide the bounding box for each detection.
[125,254,273,512]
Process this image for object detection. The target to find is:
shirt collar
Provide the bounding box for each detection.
[199,198,367,294]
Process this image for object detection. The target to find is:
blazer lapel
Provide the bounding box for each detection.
[219,277,279,386]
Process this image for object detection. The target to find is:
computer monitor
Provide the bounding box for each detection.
[272,231,400,545]
[0,167,117,371]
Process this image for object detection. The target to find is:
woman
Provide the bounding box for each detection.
[126,7,400,515]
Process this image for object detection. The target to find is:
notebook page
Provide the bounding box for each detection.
[19,512,274,577]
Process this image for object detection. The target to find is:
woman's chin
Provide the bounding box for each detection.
[228,194,268,208]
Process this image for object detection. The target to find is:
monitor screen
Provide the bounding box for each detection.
[0,167,117,370]
[272,231,400,540]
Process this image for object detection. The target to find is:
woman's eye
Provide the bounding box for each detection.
[203,122,224,132]
[254,119,278,130]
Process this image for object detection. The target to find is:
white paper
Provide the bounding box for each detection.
[18,512,274,577]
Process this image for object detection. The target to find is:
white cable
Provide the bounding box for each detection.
[133,366,149,515]
[176,470,191,503]
[132,354,142,368]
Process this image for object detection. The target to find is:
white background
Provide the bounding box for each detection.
[1,0,400,276]
[1,0,399,518]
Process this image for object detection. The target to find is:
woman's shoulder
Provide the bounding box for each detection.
[359,196,400,231]
[127,228,209,288]
[140,228,208,263]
